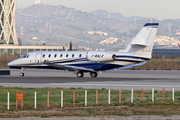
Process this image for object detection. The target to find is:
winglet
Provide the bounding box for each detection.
[144,23,159,27]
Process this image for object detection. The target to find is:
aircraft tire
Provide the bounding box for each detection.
[76,72,84,78]
[90,72,98,78]
[20,73,25,77]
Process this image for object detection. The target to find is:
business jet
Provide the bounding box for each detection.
[8,23,158,78]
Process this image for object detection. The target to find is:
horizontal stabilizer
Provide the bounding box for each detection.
[130,37,148,47]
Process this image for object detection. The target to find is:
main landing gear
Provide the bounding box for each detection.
[19,68,25,77]
[90,72,98,78]
[76,71,84,78]
[76,71,98,78]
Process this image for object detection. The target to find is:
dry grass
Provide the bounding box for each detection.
[1,103,180,117]
[128,55,180,70]
[0,54,20,68]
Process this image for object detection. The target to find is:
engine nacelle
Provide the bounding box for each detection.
[87,51,115,62]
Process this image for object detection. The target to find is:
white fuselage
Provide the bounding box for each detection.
[8,50,150,71]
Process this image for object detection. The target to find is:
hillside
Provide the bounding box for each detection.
[15,3,180,49]
[90,9,148,22]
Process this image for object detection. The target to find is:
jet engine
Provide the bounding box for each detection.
[87,51,116,62]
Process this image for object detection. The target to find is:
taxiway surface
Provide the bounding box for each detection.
[0,69,180,90]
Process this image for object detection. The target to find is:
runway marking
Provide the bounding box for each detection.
[47,75,67,77]
[53,84,180,88]
[3,83,180,88]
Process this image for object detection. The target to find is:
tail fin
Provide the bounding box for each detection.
[124,23,158,53]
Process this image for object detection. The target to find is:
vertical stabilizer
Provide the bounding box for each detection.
[124,23,158,53]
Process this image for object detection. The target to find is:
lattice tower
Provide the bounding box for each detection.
[0,0,18,45]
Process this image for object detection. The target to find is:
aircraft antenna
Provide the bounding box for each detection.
[50,23,52,33]
[21,26,23,36]
[46,22,49,30]
[150,18,152,23]
[134,16,136,24]
[168,23,172,36]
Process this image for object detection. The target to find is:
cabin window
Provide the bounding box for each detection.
[72,54,74,57]
[48,54,51,58]
[21,54,29,58]
[43,54,45,58]
[21,54,26,58]
[54,54,57,58]
[60,54,63,58]
[79,54,82,58]
[66,54,69,58]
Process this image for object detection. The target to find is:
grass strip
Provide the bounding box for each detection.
[0,86,179,117]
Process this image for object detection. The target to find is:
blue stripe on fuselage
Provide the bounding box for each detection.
[51,58,88,64]
[115,55,150,60]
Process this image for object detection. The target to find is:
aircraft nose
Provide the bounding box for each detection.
[8,61,14,66]
[8,62,12,66]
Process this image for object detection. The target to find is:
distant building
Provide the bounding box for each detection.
[35,0,41,4]
[87,31,108,36]
[155,36,179,46]
[0,45,78,56]
[176,32,180,35]
[153,48,180,56]
[99,37,119,45]
[0,0,18,45]
[32,37,38,40]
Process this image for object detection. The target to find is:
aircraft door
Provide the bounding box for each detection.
[35,52,42,64]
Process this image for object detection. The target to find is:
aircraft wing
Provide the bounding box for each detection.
[44,60,95,72]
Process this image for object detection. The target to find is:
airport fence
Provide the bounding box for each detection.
[0,87,180,110]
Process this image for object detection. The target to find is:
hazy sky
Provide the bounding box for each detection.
[17,0,180,20]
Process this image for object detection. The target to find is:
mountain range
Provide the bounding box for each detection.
[15,3,180,49]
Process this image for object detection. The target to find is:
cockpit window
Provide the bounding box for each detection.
[21,54,29,58]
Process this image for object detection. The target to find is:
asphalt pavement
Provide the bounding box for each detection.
[0,69,180,90]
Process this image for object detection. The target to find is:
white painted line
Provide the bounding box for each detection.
[3,83,180,88]
[47,75,67,77]
[43,83,180,88]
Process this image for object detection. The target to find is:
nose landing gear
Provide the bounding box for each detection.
[20,72,25,77]
[20,68,25,77]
